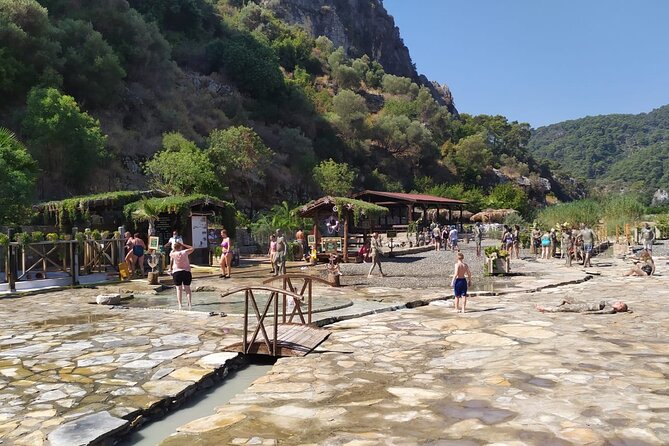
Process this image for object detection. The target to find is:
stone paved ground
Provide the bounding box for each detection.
[0,242,667,445]
[159,251,669,446]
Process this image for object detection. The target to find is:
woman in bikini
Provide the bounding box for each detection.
[219,229,233,279]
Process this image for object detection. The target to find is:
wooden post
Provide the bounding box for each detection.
[243,290,249,354]
[343,211,349,263]
[70,240,79,286]
[459,205,464,230]
[273,291,279,356]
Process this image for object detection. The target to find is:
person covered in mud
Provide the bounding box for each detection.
[536,298,629,314]
[578,223,596,267]
[561,226,573,267]
[624,249,655,277]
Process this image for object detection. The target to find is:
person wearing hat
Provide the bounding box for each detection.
[368,232,386,278]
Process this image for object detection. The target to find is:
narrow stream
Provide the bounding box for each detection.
[120,359,275,446]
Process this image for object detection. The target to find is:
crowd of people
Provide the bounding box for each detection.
[119,218,656,312]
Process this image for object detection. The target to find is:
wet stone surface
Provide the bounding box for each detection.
[0,242,668,445]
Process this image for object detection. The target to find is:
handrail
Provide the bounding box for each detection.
[262,274,335,324]
[220,285,309,356]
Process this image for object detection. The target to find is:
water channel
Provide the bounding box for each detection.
[119,358,275,445]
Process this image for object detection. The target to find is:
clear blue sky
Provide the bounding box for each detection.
[383,0,669,128]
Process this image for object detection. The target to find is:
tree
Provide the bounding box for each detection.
[331,90,368,140]
[55,19,126,106]
[0,128,37,224]
[486,184,529,217]
[208,126,273,215]
[0,0,60,97]
[333,65,360,90]
[312,159,355,197]
[371,114,435,166]
[445,133,493,183]
[144,132,221,196]
[216,33,284,98]
[22,87,107,189]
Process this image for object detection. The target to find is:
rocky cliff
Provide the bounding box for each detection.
[260,0,457,113]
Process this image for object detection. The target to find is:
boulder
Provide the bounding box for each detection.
[96,294,121,305]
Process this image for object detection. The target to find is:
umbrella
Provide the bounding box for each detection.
[470,208,517,223]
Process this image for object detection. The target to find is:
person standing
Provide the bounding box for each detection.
[274,229,287,276]
[531,225,541,256]
[512,225,521,259]
[540,230,551,260]
[367,232,386,278]
[473,222,483,257]
[432,225,441,251]
[268,234,277,274]
[125,233,146,277]
[641,223,655,253]
[170,242,194,310]
[579,223,596,267]
[296,228,308,261]
[448,226,459,252]
[562,228,573,267]
[219,229,232,278]
[164,230,183,273]
[450,252,472,313]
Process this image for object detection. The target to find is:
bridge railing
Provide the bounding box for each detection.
[220,286,307,356]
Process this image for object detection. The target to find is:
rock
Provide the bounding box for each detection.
[48,411,129,446]
[96,294,121,305]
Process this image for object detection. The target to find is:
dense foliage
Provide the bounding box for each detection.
[0,128,37,224]
[0,0,579,228]
[528,105,669,200]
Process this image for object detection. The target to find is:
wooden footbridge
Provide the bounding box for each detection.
[220,274,335,357]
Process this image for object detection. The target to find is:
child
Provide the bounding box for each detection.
[450,252,472,313]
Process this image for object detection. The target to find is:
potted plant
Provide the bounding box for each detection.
[484,246,510,275]
[212,246,222,266]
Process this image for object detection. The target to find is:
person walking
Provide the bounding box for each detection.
[219,229,232,278]
[579,223,596,267]
[367,232,386,278]
[170,242,194,310]
[641,223,655,253]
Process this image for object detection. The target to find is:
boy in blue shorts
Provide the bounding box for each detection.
[451,252,472,313]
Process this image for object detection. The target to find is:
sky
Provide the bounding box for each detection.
[383,0,669,128]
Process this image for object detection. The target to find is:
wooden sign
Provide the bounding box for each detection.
[321,237,342,252]
[148,236,160,251]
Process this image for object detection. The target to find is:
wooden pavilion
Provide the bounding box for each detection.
[353,190,467,230]
[298,196,388,262]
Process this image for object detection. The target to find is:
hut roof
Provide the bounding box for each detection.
[123,194,230,219]
[354,190,466,206]
[299,196,388,219]
[34,190,168,214]
[470,208,517,223]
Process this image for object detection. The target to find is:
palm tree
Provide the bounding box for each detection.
[131,199,160,236]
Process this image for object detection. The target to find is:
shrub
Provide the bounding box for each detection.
[31,231,44,242]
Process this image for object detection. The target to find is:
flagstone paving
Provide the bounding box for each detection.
[0,246,667,445]
[159,256,669,446]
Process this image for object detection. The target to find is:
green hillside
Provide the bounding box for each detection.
[528,105,669,197]
[0,0,571,224]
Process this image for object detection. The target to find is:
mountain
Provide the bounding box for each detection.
[259,0,456,113]
[527,105,669,200]
[0,0,575,219]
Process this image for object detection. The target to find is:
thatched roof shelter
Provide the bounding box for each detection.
[299,196,388,262]
[470,208,517,223]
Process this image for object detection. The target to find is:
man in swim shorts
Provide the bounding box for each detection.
[450,252,472,313]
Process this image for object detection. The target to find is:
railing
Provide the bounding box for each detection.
[2,238,125,293]
[262,274,334,324]
[220,286,306,356]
